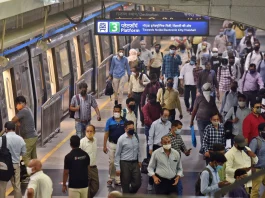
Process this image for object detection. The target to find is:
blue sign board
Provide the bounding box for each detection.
[94,19,209,36]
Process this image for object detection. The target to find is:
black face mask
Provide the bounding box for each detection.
[254,46,260,51]
[128,129,135,135]
[81,90,87,96]
[221,59,228,65]
[167,82,174,88]
[237,146,245,151]
[129,104,135,111]
[155,48,160,53]
[231,86,237,92]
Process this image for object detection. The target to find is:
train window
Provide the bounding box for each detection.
[32,56,44,97]
[3,70,15,120]
[59,48,70,77]
[100,36,111,61]
[47,49,56,95]
[84,43,92,62]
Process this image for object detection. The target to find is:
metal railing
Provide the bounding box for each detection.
[40,86,68,146]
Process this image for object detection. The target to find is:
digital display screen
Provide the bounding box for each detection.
[94,19,209,36]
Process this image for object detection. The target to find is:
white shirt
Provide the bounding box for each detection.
[196,42,211,56]
[80,137,97,166]
[151,51,163,68]
[245,50,264,70]
[179,63,196,85]
[225,146,258,187]
[128,73,150,93]
[25,171,53,198]
[122,108,137,129]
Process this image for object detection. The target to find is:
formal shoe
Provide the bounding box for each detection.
[147,184,153,191]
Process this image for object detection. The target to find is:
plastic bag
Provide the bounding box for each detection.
[190,126,197,148]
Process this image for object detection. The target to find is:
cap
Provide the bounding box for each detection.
[258,123,265,131]
[191,56,196,62]
[234,134,247,147]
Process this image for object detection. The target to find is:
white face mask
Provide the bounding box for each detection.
[212,121,219,126]
[175,129,181,135]
[212,52,218,57]
[169,49,175,54]
[113,112,120,118]
[163,144,171,150]
[238,101,246,107]
[131,72,136,76]
[26,167,33,175]
[119,52,123,57]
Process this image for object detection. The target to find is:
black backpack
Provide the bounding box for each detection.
[195,168,213,196]
[69,94,80,119]
[0,136,14,181]
[105,81,114,96]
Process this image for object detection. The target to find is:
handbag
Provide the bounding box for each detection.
[141,158,150,174]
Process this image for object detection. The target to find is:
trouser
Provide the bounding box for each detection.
[168,109,176,123]
[192,44,198,55]
[154,174,177,195]
[150,67,161,79]
[112,75,128,104]
[243,90,258,108]
[145,125,151,159]
[109,142,120,183]
[197,120,211,154]
[120,160,141,194]
[88,166,99,198]
[132,92,144,123]
[184,85,196,111]
[75,121,90,139]
[251,169,265,198]
[219,90,227,104]
[176,178,183,196]
[69,187,88,198]
[231,134,237,146]
[23,137,38,166]
[149,145,161,185]
[0,164,22,198]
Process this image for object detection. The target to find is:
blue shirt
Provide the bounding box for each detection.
[114,133,140,171]
[109,55,130,79]
[259,60,265,84]
[0,132,27,163]
[249,137,265,168]
[200,165,220,196]
[105,117,127,144]
[228,185,249,198]
[224,29,237,47]
[162,54,182,78]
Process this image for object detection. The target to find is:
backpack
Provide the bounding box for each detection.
[224,105,238,139]
[0,136,14,181]
[141,158,150,174]
[195,168,213,196]
[151,51,164,59]
[69,94,80,119]
[105,81,114,96]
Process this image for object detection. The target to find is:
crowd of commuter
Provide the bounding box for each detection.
[2,21,265,198]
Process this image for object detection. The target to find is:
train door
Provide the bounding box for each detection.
[46,49,56,95]
[73,37,82,79]
[0,73,8,131]
[3,69,15,120]
[54,42,73,115]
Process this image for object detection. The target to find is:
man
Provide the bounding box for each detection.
[12,96,37,166]
[225,134,258,190]
[26,159,53,198]
[104,105,126,186]
[122,98,137,129]
[224,23,237,48]
[109,48,131,105]
[179,56,197,112]
[197,62,220,100]
[142,93,162,158]
[228,169,249,198]
[228,55,242,82]
[202,113,226,164]
[63,135,90,198]
[241,63,264,107]
[196,37,212,55]
[200,152,229,196]
[258,54,265,85]
[138,40,154,74]
[128,66,150,125]
[80,125,99,198]
[245,41,263,70]
[225,94,251,145]
[177,43,191,68]
[168,120,191,196]
[210,48,222,74]
[243,99,265,143]
[191,83,219,153]
[141,73,163,107]
[70,82,101,138]
[148,135,183,195]
[161,45,182,90]
[220,81,238,117]
[157,77,183,122]
[115,121,141,194]
[0,122,26,198]
[193,60,203,86]
[213,29,228,54]
[222,42,239,58]
[150,44,163,78]
[196,41,211,69]
[249,123,265,198]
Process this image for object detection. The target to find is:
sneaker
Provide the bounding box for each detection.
[147,184,153,191]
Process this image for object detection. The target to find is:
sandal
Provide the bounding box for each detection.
[107,180,113,187]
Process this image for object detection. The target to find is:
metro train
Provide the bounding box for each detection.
[0,2,149,136]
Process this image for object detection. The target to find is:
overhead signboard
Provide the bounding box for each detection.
[110,11,210,20]
[94,19,209,36]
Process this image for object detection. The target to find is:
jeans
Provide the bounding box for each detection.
[132,92,144,123]
[145,126,151,159]
[184,85,196,111]
[75,121,90,139]
[197,120,211,153]
[176,178,183,196]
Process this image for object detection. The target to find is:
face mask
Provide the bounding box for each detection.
[81,90,87,96]
[250,69,256,74]
[180,45,185,50]
[175,129,181,135]
[86,133,94,139]
[119,52,124,57]
[131,72,136,76]
[202,46,206,50]
[129,104,135,111]
[254,46,260,51]
[163,144,171,150]
[113,112,120,118]
[26,167,33,175]
[221,59,228,65]
[155,48,160,53]
[190,61,195,65]
[248,33,253,36]
[161,117,168,122]
[216,165,223,172]
[227,28,231,31]
[238,101,246,107]
[247,46,252,49]
[169,49,175,54]
[231,86,237,92]
[128,129,135,135]
[167,82,174,88]
[203,91,211,96]
[227,46,232,51]
[141,45,146,49]
[255,107,261,114]
[212,121,219,126]
[212,52,218,57]
[219,32,224,36]
[237,146,245,151]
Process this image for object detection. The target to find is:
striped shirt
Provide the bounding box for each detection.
[168,132,187,156]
